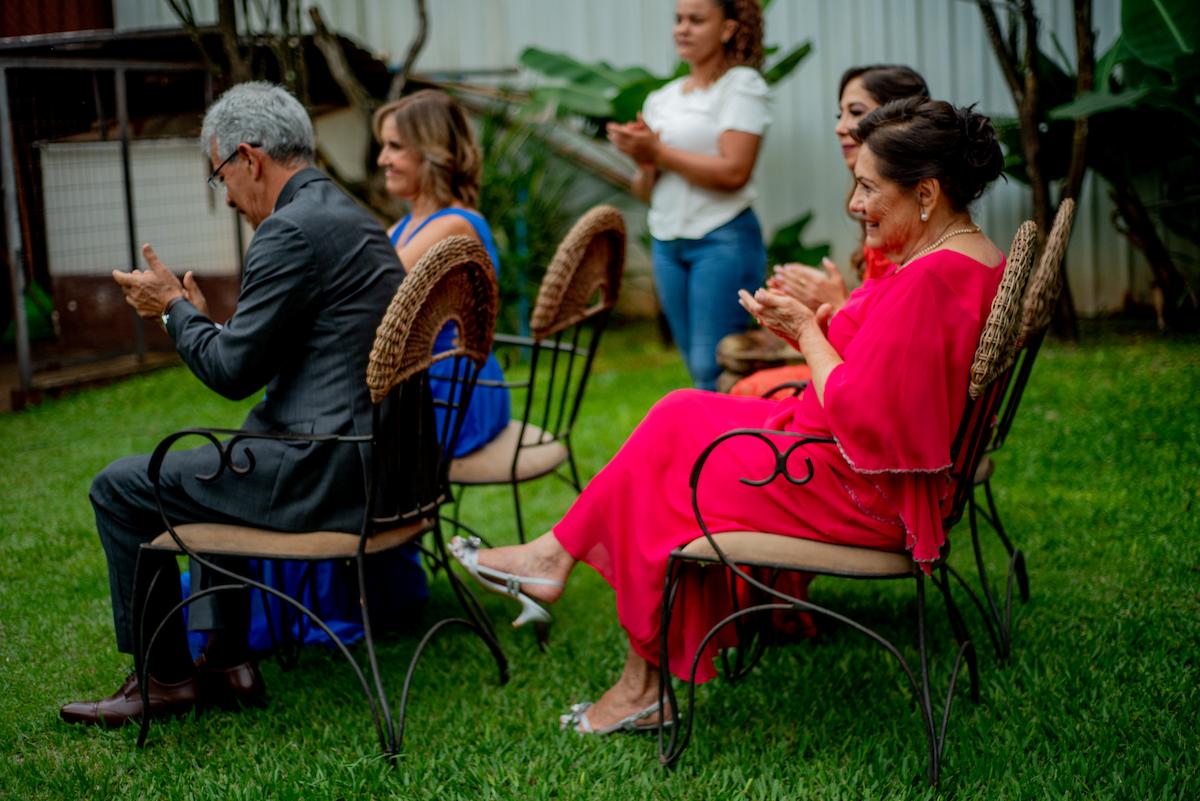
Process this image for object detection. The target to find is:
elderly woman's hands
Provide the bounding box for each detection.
[738,288,833,353]
[767,257,849,312]
[739,287,841,405]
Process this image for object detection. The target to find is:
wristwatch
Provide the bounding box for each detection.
[160,294,184,332]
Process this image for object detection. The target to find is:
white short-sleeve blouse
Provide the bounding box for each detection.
[641,65,770,241]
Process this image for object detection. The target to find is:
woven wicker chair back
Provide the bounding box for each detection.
[366,236,498,405]
[529,205,626,340]
[968,220,1038,399]
[1018,198,1076,346]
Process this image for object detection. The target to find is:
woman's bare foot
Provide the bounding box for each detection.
[566,647,669,733]
[472,531,575,604]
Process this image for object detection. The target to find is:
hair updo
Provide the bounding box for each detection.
[852,97,1004,211]
[372,90,482,208]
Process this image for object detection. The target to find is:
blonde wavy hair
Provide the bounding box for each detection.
[719,0,764,71]
[372,90,482,208]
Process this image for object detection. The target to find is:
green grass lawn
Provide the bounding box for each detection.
[1,321,1197,800]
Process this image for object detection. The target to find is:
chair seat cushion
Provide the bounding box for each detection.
[973,454,995,484]
[449,419,569,484]
[145,519,433,560]
[676,531,916,578]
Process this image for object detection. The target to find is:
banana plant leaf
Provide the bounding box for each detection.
[1121,0,1199,71]
[528,84,614,118]
[763,41,812,85]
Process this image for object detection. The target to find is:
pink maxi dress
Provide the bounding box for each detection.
[554,250,1005,682]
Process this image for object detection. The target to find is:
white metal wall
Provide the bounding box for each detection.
[40,139,242,277]
[112,0,1147,313]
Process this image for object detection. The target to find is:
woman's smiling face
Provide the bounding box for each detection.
[835,76,880,171]
[849,144,922,257]
[376,115,425,201]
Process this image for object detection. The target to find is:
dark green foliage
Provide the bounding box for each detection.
[1,322,1197,799]
[765,211,832,270]
[475,103,601,334]
[518,9,812,129]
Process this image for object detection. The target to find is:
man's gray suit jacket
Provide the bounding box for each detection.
[163,167,405,533]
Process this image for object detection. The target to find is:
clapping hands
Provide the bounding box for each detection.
[111,244,210,320]
[738,287,834,353]
[606,113,660,166]
[767,257,848,312]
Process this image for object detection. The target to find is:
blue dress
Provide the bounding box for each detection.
[390,208,511,456]
[185,210,511,656]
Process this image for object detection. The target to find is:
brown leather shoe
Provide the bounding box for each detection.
[195,655,267,709]
[59,672,199,727]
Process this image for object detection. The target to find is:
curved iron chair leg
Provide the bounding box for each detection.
[659,555,683,764]
[969,491,1012,661]
[510,481,527,544]
[983,479,1029,603]
[943,563,1004,660]
[660,560,965,787]
[355,550,398,754]
[137,578,390,753]
[432,528,510,680]
[662,601,811,768]
[564,444,583,493]
[720,567,769,684]
[934,565,980,703]
[394,617,483,752]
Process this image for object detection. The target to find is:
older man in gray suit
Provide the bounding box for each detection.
[60,82,405,726]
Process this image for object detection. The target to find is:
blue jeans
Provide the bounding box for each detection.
[651,208,766,390]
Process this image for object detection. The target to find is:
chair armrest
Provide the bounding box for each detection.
[687,428,835,574]
[147,427,369,488]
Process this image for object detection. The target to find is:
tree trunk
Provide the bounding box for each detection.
[1110,183,1199,331]
[217,0,252,84]
[387,0,429,101]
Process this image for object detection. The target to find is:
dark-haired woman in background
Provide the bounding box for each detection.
[607,0,769,391]
[731,63,928,397]
[453,98,1007,735]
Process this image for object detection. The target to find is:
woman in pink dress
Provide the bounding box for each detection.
[452,97,1007,735]
[730,63,929,397]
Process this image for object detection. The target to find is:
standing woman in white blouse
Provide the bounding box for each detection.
[608,0,768,390]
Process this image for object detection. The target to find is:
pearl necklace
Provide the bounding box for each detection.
[902,224,982,267]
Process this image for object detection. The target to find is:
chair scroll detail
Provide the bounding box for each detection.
[657,224,1038,787]
[135,235,504,757]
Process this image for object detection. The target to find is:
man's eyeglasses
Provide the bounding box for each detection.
[207,142,262,190]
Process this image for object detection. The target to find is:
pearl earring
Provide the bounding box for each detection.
[920,210,928,221]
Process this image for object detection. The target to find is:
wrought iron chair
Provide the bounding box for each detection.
[449,205,626,544]
[658,222,1039,787]
[132,236,507,756]
[963,199,1076,660]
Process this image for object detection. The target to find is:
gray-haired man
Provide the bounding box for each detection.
[61,82,404,726]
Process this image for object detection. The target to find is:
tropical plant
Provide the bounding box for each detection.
[517,0,812,132]
[1047,0,1200,329]
[765,212,831,269]
[475,102,610,335]
[989,0,1199,330]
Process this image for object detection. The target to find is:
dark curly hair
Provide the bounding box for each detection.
[853,97,1005,212]
[717,0,764,71]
